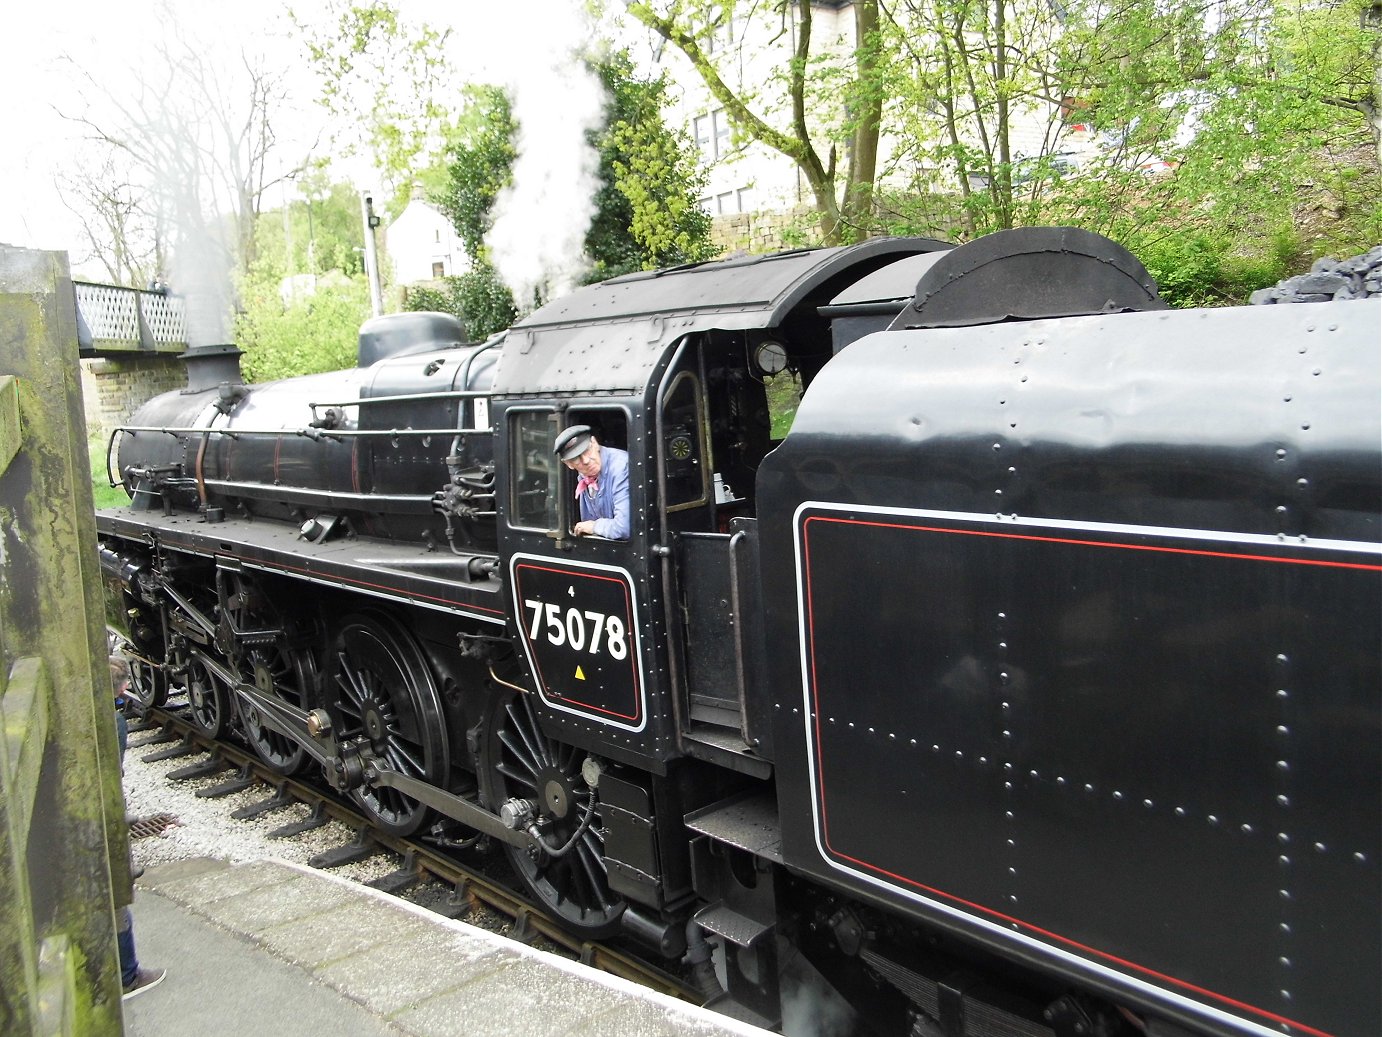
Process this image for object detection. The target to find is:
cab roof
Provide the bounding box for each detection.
[490,237,949,396]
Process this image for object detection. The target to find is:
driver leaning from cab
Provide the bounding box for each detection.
[554,425,630,540]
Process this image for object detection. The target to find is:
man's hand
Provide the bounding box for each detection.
[573,520,597,536]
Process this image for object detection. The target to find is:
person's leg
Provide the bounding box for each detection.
[116,906,138,988]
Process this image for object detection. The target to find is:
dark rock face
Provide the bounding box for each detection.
[1250,246,1382,304]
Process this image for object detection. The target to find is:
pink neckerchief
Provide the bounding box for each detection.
[576,474,598,499]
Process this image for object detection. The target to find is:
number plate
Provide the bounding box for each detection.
[509,554,646,732]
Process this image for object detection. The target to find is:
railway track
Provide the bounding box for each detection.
[123,701,703,1005]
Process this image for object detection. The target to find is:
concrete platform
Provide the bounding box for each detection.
[121,858,773,1037]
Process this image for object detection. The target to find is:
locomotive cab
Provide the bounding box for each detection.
[490,239,953,782]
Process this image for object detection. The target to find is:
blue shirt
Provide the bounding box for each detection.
[578,446,630,540]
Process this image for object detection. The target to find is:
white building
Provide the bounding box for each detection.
[385,187,470,283]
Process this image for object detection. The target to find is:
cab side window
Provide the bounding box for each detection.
[661,373,708,511]
[510,410,558,530]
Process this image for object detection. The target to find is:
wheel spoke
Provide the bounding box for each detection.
[386,740,424,778]
[333,658,368,715]
[498,727,541,781]
[505,699,551,773]
[324,613,445,837]
[222,576,315,776]
[497,759,539,792]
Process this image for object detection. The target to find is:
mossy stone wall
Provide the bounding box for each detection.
[1,245,127,1036]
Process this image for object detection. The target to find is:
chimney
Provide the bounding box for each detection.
[180,343,245,392]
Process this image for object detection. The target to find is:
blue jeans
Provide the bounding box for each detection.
[115,707,137,985]
[116,906,138,986]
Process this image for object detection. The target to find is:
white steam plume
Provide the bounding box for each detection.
[479,2,607,310]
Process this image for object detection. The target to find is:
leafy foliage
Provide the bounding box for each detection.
[294,1,460,211]
[236,274,371,383]
[250,172,367,282]
[402,262,518,341]
[879,0,1381,300]
[593,51,717,277]
[433,87,519,261]
[228,173,378,382]
[431,49,714,300]
[627,0,885,245]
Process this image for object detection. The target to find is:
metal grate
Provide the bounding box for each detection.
[128,813,180,839]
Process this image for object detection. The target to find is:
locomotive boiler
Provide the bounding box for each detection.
[97,227,1381,1037]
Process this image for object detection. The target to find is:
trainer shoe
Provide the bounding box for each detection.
[122,967,166,1000]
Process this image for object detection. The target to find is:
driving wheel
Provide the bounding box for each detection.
[479,685,625,938]
[183,654,229,738]
[224,574,318,775]
[325,611,448,836]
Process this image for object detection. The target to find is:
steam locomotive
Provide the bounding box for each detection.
[96,227,1381,1037]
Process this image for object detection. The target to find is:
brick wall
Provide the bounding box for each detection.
[79,355,185,440]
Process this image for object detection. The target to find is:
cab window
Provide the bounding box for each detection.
[507,408,631,535]
[661,372,708,511]
[509,410,559,530]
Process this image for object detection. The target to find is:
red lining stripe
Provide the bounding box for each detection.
[805,515,1382,572]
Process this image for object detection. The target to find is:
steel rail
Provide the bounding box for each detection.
[128,703,698,1003]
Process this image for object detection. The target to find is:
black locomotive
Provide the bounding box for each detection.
[97,227,1381,1037]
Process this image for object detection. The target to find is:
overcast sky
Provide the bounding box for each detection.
[0,1,649,282]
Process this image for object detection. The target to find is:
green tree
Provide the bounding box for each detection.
[236,274,372,382]
[434,86,519,261]
[252,172,368,282]
[627,0,885,245]
[431,51,714,296]
[879,0,1380,300]
[294,1,459,210]
[403,264,518,341]
[234,177,377,379]
[591,51,717,278]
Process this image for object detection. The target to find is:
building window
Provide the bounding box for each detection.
[432,261,445,278]
[705,10,735,52]
[699,187,752,216]
[695,109,733,160]
[712,109,731,158]
[694,114,712,157]
[434,228,442,243]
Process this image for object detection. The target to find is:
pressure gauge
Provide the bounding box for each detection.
[754,340,789,375]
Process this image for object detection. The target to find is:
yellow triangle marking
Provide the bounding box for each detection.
[574,665,586,681]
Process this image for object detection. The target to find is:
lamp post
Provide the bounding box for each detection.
[360,190,384,317]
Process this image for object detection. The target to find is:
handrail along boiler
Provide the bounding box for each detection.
[97,228,1381,1037]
